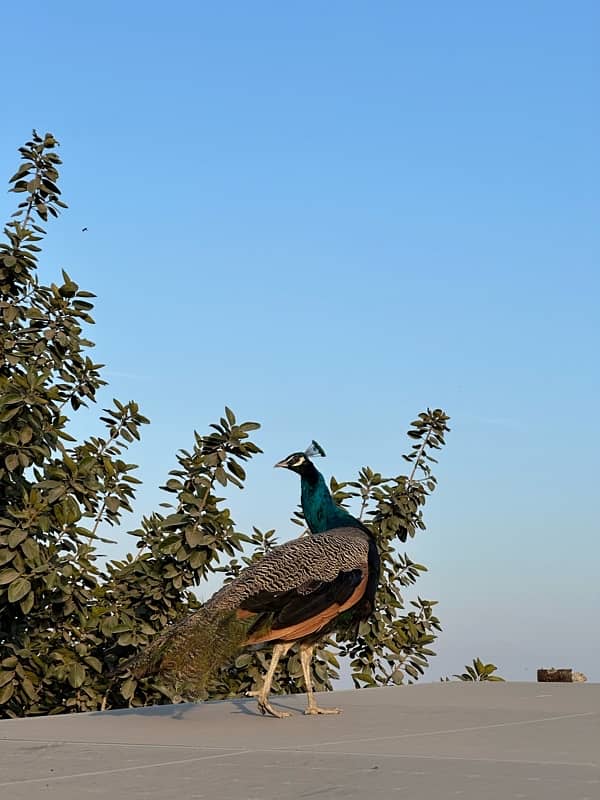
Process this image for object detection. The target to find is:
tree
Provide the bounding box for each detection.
[0,132,450,718]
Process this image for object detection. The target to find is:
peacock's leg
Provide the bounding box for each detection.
[299,643,342,715]
[246,642,292,718]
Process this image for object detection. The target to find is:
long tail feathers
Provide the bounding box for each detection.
[125,607,250,696]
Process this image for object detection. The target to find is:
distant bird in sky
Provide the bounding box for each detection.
[81,227,88,232]
[127,441,381,717]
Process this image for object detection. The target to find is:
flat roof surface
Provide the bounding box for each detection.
[0,682,598,799]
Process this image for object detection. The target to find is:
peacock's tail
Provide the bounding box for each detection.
[127,606,250,695]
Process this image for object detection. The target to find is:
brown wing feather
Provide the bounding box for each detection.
[245,568,368,644]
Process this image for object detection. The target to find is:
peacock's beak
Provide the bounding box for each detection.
[274,453,297,469]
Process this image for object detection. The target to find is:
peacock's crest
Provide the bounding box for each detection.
[304,440,326,458]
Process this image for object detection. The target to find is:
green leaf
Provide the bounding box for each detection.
[189,550,206,569]
[120,678,136,700]
[0,407,20,422]
[8,577,31,602]
[20,539,38,560]
[105,496,120,513]
[46,486,66,504]
[68,663,86,688]
[84,657,103,674]
[20,591,35,614]
[161,514,188,529]
[0,549,15,567]
[228,460,246,481]
[8,529,27,548]
[240,422,261,431]
[111,623,132,634]
[320,649,340,667]
[22,678,37,700]
[352,671,376,685]
[4,454,19,471]
[185,528,206,547]
[0,671,15,687]
[405,663,419,679]
[0,568,20,585]
[0,683,14,704]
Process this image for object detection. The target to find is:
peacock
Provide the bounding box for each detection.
[126,442,381,717]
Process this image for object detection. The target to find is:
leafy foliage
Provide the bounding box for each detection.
[1,132,450,718]
[336,409,450,687]
[452,658,505,682]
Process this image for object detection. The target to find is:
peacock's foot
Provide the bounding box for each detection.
[246,690,292,719]
[304,705,342,716]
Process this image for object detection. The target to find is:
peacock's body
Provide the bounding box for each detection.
[127,444,380,717]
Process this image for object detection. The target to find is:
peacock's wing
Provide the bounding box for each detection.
[209,526,371,643]
[242,567,367,643]
[126,526,371,689]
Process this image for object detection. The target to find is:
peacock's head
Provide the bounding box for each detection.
[275,440,325,474]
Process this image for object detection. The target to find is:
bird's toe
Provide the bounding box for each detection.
[304,706,342,715]
[246,690,291,718]
[260,700,291,718]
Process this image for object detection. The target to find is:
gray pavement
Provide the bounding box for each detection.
[0,682,598,799]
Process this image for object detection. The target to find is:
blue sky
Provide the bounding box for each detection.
[2,2,599,682]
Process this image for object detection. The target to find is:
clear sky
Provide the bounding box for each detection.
[2,2,599,682]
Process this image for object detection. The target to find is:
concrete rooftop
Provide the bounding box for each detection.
[0,682,598,799]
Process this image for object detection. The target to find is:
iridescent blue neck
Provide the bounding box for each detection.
[300,463,362,534]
